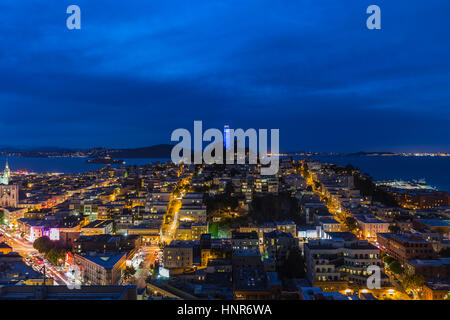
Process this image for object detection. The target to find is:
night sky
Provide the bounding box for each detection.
[1,0,449,152]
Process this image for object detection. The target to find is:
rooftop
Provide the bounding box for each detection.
[233,266,268,292]
[263,229,294,239]
[425,280,450,291]
[415,219,450,228]
[0,242,12,250]
[231,231,258,240]
[75,234,139,243]
[82,220,113,229]
[408,258,450,267]
[0,285,137,300]
[76,252,127,269]
[166,240,198,248]
[378,232,428,243]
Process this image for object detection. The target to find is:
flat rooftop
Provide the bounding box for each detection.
[0,285,137,300]
[408,258,450,267]
[233,266,268,292]
[231,231,258,239]
[415,219,450,227]
[82,220,113,229]
[76,252,127,269]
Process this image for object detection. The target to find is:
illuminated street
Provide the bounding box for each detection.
[0,226,70,286]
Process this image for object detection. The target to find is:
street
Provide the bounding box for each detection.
[0,225,71,286]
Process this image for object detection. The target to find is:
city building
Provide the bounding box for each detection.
[175,223,193,241]
[72,234,140,254]
[231,231,260,252]
[191,222,208,241]
[304,238,388,291]
[413,219,450,234]
[232,249,262,268]
[318,217,342,234]
[299,286,356,300]
[233,265,270,300]
[163,241,195,269]
[81,220,114,236]
[254,177,279,194]
[0,285,137,300]
[127,222,161,245]
[263,230,298,267]
[377,233,436,263]
[405,258,450,280]
[275,221,297,238]
[422,281,450,300]
[0,242,12,255]
[0,185,19,208]
[394,190,450,209]
[1,207,26,226]
[0,252,49,285]
[354,214,390,240]
[73,252,127,285]
[0,160,11,185]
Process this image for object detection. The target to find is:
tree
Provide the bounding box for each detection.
[438,247,450,258]
[388,225,401,233]
[0,210,4,224]
[158,241,167,250]
[344,217,358,232]
[388,260,404,275]
[33,236,53,254]
[229,168,240,177]
[123,266,136,281]
[402,274,424,299]
[205,192,241,215]
[313,181,321,191]
[249,192,300,224]
[301,163,310,179]
[382,256,395,265]
[209,216,250,238]
[224,181,235,196]
[47,247,66,265]
[33,236,66,265]
[343,164,355,174]
[279,247,305,279]
[352,174,398,206]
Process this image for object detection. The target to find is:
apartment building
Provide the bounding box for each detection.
[73,252,127,285]
[163,241,195,269]
[304,238,388,290]
[377,232,436,263]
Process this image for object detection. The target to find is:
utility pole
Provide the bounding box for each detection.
[42,264,46,286]
[40,263,47,288]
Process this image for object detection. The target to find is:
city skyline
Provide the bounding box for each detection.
[1,1,449,152]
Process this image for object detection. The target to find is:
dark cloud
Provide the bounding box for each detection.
[0,0,449,151]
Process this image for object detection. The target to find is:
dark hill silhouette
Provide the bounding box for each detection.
[110,144,174,158]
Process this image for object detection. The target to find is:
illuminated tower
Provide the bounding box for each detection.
[224,125,231,151]
[5,159,10,177]
[0,159,18,208]
[0,160,10,185]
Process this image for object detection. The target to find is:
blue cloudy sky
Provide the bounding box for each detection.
[1,0,449,152]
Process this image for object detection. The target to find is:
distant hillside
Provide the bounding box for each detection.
[0,146,76,153]
[110,144,174,158]
[347,151,398,156]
